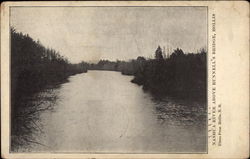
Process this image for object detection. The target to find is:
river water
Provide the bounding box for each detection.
[14,70,206,153]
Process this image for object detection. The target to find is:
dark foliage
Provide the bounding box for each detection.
[132,48,207,101]
[11,28,88,149]
[11,27,88,99]
[89,46,207,101]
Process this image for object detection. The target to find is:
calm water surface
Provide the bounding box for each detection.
[16,70,206,153]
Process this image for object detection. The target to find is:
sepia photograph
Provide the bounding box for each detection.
[3,3,209,154]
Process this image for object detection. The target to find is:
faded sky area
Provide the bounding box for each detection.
[11,7,207,63]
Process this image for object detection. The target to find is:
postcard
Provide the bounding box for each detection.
[1,1,249,159]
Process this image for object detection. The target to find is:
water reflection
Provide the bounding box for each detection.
[11,87,60,152]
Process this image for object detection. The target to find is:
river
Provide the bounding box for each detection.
[13,70,206,153]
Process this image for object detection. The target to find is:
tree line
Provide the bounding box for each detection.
[88,46,207,101]
[11,28,91,149]
[11,28,206,104]
[11,28,88,98]
[11,28,89,135]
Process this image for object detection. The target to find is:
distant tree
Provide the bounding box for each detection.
[155,46,163,60]
[200,48,207,54]
[170,48,184,58]
[136,56,146,61]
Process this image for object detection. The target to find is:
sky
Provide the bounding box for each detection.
[11,7,207,63]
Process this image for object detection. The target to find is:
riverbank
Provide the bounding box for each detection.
[131,53,207,101]
[88,48,207,102]
[11,28,89,150]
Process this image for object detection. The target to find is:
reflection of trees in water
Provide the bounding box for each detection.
[11,88,59,152]
[151,97,206,127]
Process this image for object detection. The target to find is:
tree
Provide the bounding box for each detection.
[170,48,184,58]
[155,46,163,60]
[136,56,146,61]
